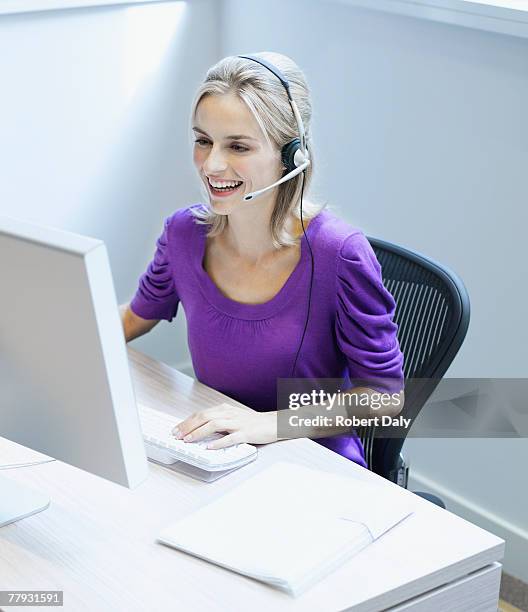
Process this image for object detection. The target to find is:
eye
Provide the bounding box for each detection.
[231,143,249,153]
[194,138,211,146]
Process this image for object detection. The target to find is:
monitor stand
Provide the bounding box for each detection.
[0,475,50,528]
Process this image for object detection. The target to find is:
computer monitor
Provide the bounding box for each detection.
[0,216,148,528]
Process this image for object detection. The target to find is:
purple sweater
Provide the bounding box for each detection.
[130,205,404,468]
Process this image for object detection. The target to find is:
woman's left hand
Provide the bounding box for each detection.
[172,404,277,449]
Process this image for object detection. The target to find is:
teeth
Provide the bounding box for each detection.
[208,179,243,189]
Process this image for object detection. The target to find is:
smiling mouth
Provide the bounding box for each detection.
[207,178,244,196]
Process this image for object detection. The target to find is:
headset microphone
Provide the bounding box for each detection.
[243,156,310,201]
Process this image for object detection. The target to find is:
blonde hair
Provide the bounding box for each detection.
[190,52,325,248]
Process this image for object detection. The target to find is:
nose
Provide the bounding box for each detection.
[202,145,228,176]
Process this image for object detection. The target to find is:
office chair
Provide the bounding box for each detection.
[357,237,471,509]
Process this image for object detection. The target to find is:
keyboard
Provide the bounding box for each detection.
[137,403,258,472]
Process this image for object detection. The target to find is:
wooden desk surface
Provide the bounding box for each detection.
[0,348,504,611]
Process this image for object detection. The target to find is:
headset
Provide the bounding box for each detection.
[238,55,311,202]
[237,55,314,378]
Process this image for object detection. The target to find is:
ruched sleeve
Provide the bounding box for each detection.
[130,217,179,322]
[335,232,404,394]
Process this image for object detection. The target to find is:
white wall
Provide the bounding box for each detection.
[220,0,528,581]
[0,0,218,368]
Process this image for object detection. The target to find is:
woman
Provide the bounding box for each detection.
[121,52,404,469]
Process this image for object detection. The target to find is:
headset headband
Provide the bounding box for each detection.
[238,54,293,100]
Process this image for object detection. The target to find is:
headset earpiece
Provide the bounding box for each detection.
[281,138,301,173]
[281,138,303,173]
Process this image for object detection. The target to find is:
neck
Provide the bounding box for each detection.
[221,197,311,264]
[224,197,278,263]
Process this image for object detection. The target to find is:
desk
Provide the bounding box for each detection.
[0,348,504,611]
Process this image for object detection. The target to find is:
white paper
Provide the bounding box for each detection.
[158,462,414,596]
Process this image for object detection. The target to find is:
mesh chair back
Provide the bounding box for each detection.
[356,238,470,480]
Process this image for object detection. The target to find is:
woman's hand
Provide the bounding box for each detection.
[172,403,278,449]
